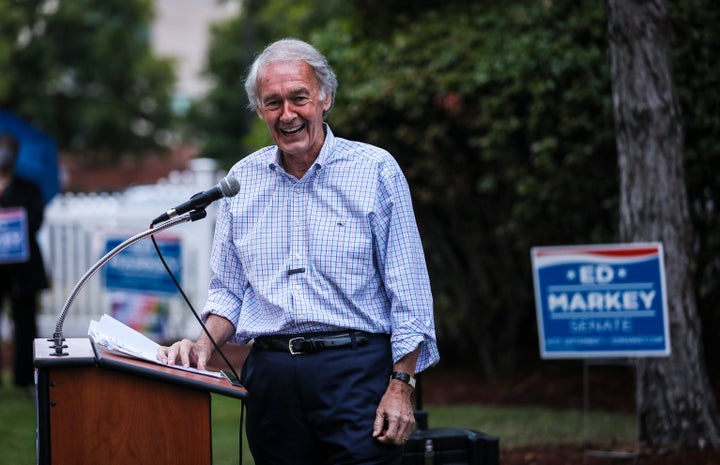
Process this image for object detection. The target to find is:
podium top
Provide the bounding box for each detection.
[34,338,247,400]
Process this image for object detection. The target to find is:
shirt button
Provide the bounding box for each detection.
[294,188,301,194]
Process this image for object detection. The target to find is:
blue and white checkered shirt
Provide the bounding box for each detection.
[203,125,439,371]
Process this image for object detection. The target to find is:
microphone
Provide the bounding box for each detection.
[152,176,241,225]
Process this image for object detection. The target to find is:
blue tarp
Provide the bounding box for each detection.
[0,110,60,204]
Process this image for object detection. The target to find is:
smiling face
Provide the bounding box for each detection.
[255,60,333,172]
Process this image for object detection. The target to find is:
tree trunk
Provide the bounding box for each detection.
[607,0,720,449]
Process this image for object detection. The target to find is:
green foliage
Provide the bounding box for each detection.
[667,0,720,364]
[321,1,618,376]
[0,0,176,160]
[0,0,23,100]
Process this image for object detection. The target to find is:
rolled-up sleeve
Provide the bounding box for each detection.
[373,166,439,372]
[201,197,245,342]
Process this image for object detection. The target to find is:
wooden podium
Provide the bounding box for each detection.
[34,338,247,465]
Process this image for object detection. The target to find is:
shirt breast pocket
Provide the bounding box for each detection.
[313,217,372,280]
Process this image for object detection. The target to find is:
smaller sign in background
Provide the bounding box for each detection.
[103,235,182,340]
[531,242,670,359]
[109,292,170,340]
[103,235,182,295]
[0,207,29,264]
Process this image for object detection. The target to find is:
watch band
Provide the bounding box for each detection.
[390,371,416,389]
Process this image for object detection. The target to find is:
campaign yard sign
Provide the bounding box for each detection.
[0,207,29,264]
[103,235,182,295]
[531,243,670,359]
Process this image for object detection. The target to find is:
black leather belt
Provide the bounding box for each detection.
[253,331,375,355]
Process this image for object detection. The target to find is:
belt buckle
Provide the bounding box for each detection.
[288,337,305,355]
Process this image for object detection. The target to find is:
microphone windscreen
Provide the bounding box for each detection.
[219,177,241,198]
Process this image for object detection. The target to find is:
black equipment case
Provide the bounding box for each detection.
[401,375,500,465]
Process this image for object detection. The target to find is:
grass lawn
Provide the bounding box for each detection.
[0,372,635,465]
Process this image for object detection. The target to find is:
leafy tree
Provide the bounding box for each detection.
[324,0,720,381]
[320,1,618,376]
[0,0,23,100]
[0,0,176,162]
[670,0,720,368]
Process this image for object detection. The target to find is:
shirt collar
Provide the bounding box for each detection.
[314,123,335,168]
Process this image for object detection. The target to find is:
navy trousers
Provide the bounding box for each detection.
[241,334,403,465]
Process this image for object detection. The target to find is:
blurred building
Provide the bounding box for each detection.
[151,0,239,115]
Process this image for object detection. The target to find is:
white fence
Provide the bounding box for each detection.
[34,158,224,341]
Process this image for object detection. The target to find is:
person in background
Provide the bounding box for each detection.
[0,133,49,394]
[158,38,439,465]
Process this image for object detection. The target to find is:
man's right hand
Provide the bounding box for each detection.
[156,314,236,371]
[157,338,213,371]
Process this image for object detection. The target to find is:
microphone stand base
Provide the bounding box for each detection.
[48,332,69,357]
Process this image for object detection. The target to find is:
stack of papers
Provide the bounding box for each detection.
[88,314,222,378]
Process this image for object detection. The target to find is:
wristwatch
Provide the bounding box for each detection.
[390,371,416,389]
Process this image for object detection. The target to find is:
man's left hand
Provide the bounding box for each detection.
[372,379,415,445]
